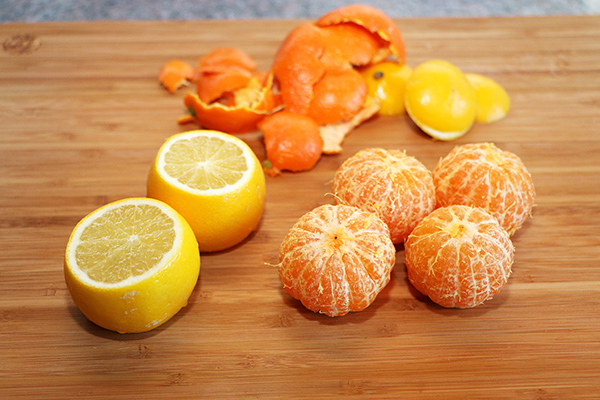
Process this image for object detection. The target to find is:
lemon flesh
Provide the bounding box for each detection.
[405,60,477,141]
[147,130,266,252]
[64,198,200,334]
[465,73,511,124]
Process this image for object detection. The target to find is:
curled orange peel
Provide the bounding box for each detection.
[270,4,404,133]
[197,47,257,71]
[184,73,278,134]
[316,4,406,64]
[258,110,323,177]
[195,65,254,104]
[159,59,194,93]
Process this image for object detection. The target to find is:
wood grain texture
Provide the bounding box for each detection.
[1,16,600,399]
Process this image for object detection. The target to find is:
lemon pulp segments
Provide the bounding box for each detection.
[163,135,249,191]
[64,198,200,334]
[147,130,266,252]
[73,203,177,286]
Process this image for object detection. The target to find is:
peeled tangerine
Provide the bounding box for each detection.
[405,60,477,141]
[405,205,514,308]
[433,142,535,235]
[278,204,396,317]
[332,148,436,244]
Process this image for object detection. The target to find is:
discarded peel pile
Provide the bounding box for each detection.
[159,4,407,175]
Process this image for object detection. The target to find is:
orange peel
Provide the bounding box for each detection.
[197,47,257,71]
[259,110,323,176]
[184,73,277,134]
[316,4,406,64]
[318,22,381,67]
[319,99,379,154]
[272,23,327,115]
[159,59,194,93]
[195,65,254,104]
[267,4,406,160]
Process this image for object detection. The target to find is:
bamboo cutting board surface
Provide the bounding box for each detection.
[1,15,600,399]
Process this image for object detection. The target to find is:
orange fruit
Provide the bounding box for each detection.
[258,110,323,176]
[405,205,514,308]
[332,148,436,244]
[432,143,535,235]
[159,59,194,93]
[278,204,396,317]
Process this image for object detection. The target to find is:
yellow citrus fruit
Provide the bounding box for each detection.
[360,61,413,115]
[64,197,200,334]
[465,73,511,123]
[405,60,477,141]
[147,130,265,252]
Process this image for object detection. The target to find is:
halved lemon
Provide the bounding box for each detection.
[147,130,265,252]
[405,60,477,141]
[465,73,511,123]
[64,197,200,334]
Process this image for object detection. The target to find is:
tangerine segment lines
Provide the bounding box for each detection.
[278,204,395,317]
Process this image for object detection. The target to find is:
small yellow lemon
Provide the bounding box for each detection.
[465,73,511,123]
[405,60,477,141]
[64,197,200,334]
[360,61,413,116]
[147,130,266,252]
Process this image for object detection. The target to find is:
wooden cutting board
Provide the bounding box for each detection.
[1,15,599,399]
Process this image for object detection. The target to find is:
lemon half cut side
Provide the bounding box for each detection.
[64,197,200,334]
[147,130,266,252]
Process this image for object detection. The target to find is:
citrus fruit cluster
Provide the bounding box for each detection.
[278,142,534,314]
[65,130,265,333]
[360,59,511,141]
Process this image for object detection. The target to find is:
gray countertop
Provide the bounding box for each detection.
[2,0,599,23]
